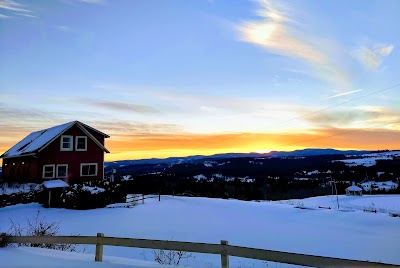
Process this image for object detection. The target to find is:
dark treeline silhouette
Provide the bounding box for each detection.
[107,155,399,201]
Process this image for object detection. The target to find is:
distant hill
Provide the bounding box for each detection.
[267,148,369,157]
[106,148,371,167]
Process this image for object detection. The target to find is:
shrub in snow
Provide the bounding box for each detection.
[0,182,43,208]
[60,184,106,209]
[6,210,78,252]
[152,248,194,266]
[60,180,125,209]
[143,238,194,266]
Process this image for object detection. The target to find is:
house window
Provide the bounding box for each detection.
[80,163,98,176]
[60,135,73,151]
[43,165,55,179]
[75,136,87,151]
[56,164,68,178]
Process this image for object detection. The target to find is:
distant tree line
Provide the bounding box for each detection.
[108,155,400,201]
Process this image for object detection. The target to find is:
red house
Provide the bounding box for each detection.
[0,121,110,184]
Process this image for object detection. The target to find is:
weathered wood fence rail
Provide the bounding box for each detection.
[1,233,398,268]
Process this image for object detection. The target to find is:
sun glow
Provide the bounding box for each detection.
[254,149,272,154]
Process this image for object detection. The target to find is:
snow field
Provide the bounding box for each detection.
[1,195,399,267]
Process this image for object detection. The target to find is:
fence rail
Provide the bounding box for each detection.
[2,234,399,268]
[126,194,161,204]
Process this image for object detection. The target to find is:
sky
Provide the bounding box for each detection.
[0,0,399,163]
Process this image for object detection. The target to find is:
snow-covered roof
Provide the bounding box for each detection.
[43,179,69,189]
[1,122,74,158]
[1,121,109,158]
[346,185,362,191]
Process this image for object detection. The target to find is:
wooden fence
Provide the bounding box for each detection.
[1,234,399,268]
[126,194,161,204]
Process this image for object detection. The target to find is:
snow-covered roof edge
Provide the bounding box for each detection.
[0,122,75,158]
[346,185,363,191]
[1,121,110,158]
[43,179,69,189]
[79,121,110,138]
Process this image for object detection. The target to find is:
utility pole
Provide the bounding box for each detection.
[331,177,339,209]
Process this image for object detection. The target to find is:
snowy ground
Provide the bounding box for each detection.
[278,194,400,213]
[0,247,177,268]
[1,195,400,267]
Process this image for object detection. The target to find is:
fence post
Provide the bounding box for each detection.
[0,233,5,247]
[95,233,104,262]
[220,240,229,268]
[142,194,144,204]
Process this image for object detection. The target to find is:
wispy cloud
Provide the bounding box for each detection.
[77,0,106,5]
[355,44,394,70]
[14,12,37,18]
[88,100,159,114]
[305,106,400,128]
[89,120,183,136]
[0,0,36,18]
[0,0,29,12]
[0,13,9,18]
[55,25,74,32]
[327,89,363,99]
[237,0,352,88]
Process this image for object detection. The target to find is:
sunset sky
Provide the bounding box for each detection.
[1,0,399,163]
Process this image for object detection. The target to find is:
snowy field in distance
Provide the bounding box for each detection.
[333,150,400,167]
[1,195,400,267]
[278,194,400,213]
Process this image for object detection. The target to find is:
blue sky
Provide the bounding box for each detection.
[1,0,399,161]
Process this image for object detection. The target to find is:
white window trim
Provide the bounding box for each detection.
[80,163,98,176]
[60,135,73,151]
[75,136,88,151]
[56,164,68,178]
[43,164,55,179]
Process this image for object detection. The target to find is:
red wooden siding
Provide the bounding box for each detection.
[2,155,38,182]
[1,123,107,184]
[37,124,105,184]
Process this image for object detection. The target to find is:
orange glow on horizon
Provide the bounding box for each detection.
[1,128,399,166]
[102,128,400,162]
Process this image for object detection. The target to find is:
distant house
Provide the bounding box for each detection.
[345,184,363,196]
[0,121,110,184]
